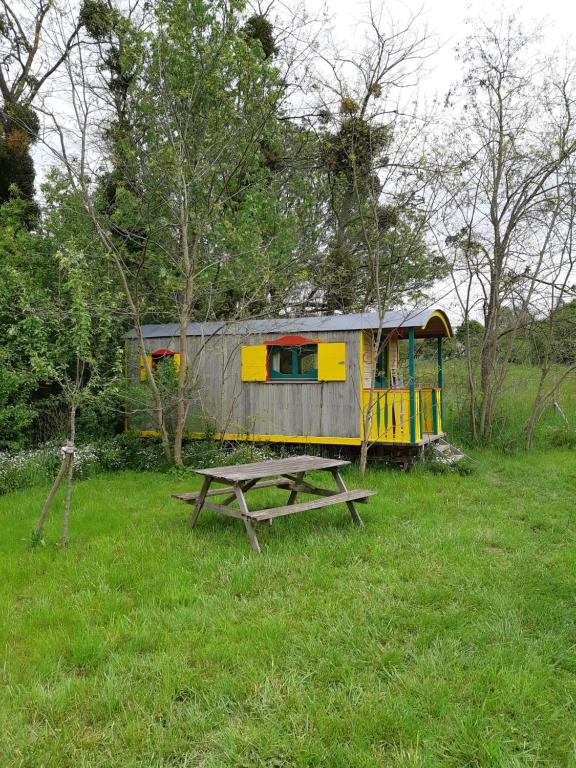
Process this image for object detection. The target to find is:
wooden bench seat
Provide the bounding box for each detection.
[249,489,376,521]
[173,477,289,503]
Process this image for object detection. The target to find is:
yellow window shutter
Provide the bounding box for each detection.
[241,345,267,381]
[318,342,346,381]
[139,354,153,382]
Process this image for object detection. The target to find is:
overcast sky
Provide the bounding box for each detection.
[304,0,574,100]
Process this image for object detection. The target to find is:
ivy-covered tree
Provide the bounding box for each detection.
[0,0,82,215]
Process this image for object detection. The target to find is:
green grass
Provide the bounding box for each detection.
[1,452,576,767]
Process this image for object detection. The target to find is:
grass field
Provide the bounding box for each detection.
[1,450,576,767]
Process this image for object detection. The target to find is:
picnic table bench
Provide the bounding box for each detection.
[174,455,376,553]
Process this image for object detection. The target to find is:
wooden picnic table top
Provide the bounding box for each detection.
[195,455,350,482]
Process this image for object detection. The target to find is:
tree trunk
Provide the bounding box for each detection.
[359,432,370,479]
[173,189,194,467]
[61,404,77,547]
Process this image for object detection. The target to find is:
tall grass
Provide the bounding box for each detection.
[421,359,576,452]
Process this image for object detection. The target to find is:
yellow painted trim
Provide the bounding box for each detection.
[139,430,362,446]
[422,310,452,338]
[139,354,153,382]
[359,331,365,441]
[317,342,346,381]
[137,428,433,446]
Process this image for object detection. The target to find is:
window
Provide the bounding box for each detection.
[139,348,180,381]
[240,339,346,382]
[269,344,318,380]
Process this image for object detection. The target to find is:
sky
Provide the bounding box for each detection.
[304,0,575,101]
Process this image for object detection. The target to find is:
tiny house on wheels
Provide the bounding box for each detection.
[125,308,452,450]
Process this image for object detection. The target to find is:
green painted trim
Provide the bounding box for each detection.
[269,344,317,380]
[375,344,388,388]
[437,337,443,388]
[437,337,443,421]
[409,329,416,443]
[432,388,438,434]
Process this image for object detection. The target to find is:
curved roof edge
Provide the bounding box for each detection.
[125,307,453,340]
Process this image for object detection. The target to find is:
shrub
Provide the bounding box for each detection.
[0,442,100,495]
[0,435,274,495]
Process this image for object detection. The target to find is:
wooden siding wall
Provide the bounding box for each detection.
[127,330,362,439]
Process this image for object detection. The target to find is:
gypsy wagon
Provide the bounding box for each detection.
[125,308,452,449]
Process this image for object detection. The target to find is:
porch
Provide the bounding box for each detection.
[362,387,443,445]
[362,328,446,446]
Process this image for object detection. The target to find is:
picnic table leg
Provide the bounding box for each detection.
[287,472,304,505]
[189,476,212,528]
[234,484,261,554]
[331,469,364,527]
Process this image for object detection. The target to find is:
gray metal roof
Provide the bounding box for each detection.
[126,308,452,340]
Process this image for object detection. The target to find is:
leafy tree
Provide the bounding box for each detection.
[61,0,309,465]
[0,191,47,446]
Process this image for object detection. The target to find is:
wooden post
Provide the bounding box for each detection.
[408,329,416,444]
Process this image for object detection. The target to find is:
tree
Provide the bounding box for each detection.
[48,0,309,465]
[0,0,82,213]
[439,16,576,441]
[0,189,48,446]
[26,244,121,545]
[293,5,443,474]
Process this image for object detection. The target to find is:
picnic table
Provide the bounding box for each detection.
[174,455,376,553]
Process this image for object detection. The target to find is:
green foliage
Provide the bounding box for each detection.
[438,360,576,452]
[0,193,50,446]
[0,443,94,495]
[4,103,40,140]
[79,0,116,40]
[0,433,273,495]
[89,0,308,329]
[0,141,37,213]
[321,118,389,185]
[0,101,40,214]
[243,14,277,59]
[0,178,125,449]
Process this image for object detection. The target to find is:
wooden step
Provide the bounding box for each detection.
[249,489,376,522]
[433,438,467,462]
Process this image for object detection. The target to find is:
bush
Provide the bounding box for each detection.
[0,434,274,496]
[0,442,100,495]
[546,426,576,449]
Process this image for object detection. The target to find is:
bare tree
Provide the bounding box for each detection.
[438,16,576,441]
[293,4,443,474]
[0,0,81,108]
